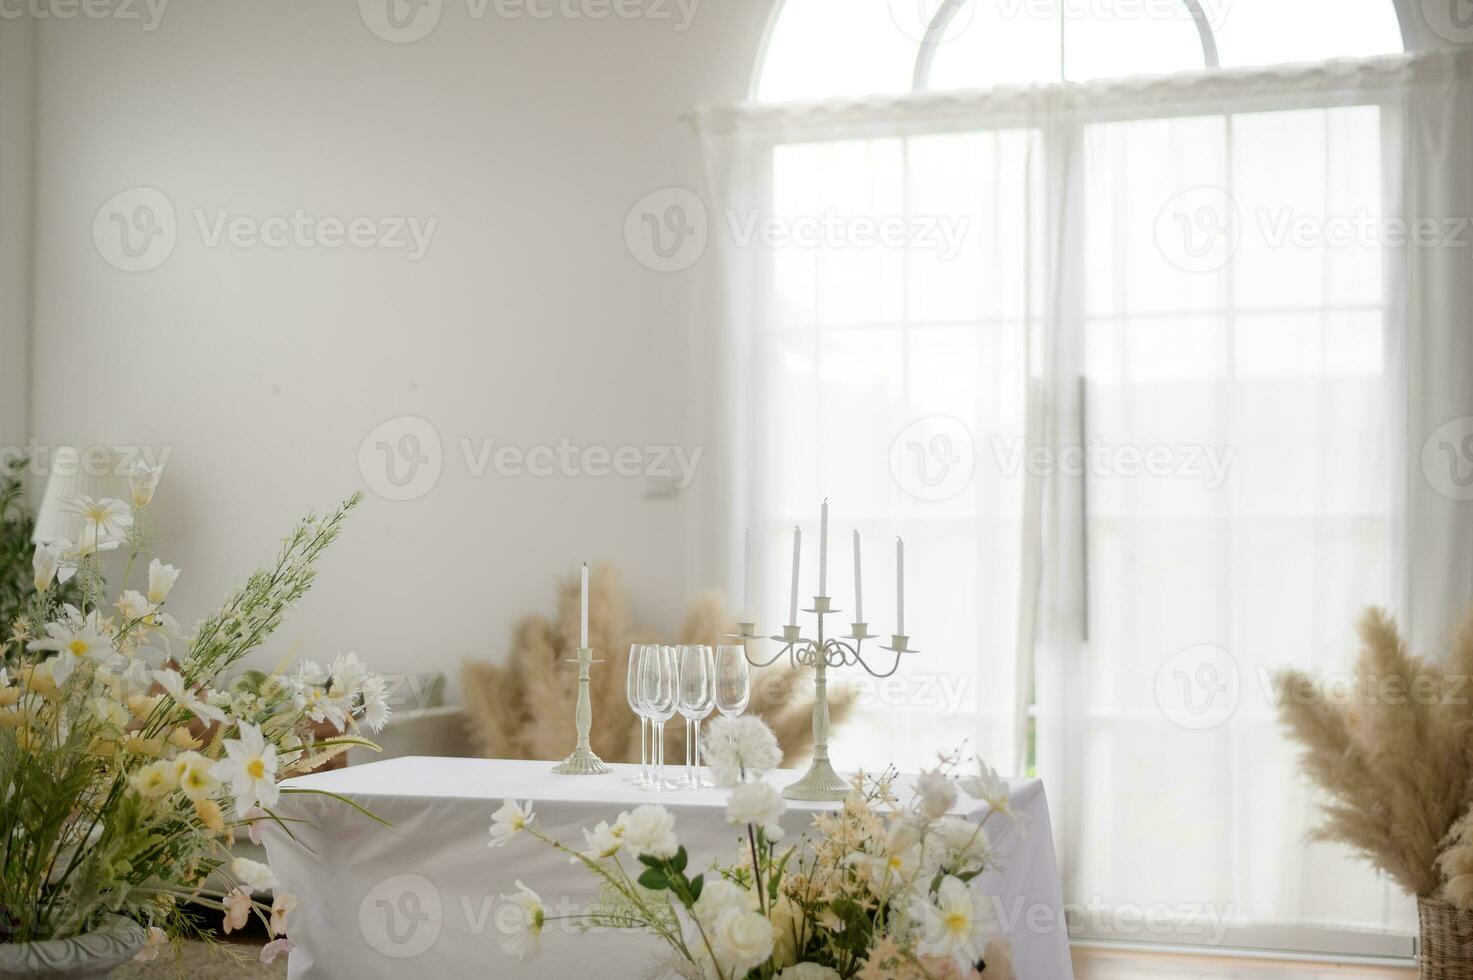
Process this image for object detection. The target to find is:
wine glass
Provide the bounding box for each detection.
[687,646,718,787]
[677,645,714,788]
[713,644,751,718]
[639,645,679,791]
[625,644,650,786]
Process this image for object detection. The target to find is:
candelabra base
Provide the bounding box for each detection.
[551,747,611,775]
[782,757,850,802]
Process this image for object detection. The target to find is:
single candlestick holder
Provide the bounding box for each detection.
[552,647,611,775]
[730,597,916,801]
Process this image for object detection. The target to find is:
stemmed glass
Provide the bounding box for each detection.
[713,644,751,718]
[638,645,679,791]
[625,644,651,786]
[677,645,716,788]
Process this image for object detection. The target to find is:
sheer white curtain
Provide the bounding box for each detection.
[697,111,1040,774]
[698,49,1473,954]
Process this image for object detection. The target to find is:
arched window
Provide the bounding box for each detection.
[723,0,1423,960]
[756,0,1406,102]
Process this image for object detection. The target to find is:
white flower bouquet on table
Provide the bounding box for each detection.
[490,716,1019,980]
[0,481,388,966]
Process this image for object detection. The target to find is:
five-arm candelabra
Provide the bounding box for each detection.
[730,597,915,802]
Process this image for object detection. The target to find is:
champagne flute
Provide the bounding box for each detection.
[677,645,713,789]
[714,644,751,718]
[690,646,716,787]
[625,644,650,786]
[640,645,679,791]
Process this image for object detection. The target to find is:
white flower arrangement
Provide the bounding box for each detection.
[0,483,387,964]
[490,716,1019,980]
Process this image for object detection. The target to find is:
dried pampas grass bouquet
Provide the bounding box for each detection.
[1276,606,1473,912]
[461,563,851,769]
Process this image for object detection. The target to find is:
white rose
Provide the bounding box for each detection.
[934,816,990,871]
[915,769,956,820]
[694,879,754,925]
[776,965,841,980]
[714,910,774,974]
[725,780,787,839]
[618,804,679,858]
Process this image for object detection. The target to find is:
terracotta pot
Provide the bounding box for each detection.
[0,915,145,979]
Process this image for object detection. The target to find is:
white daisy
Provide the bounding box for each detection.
[496,881,547,960]
[216,722,280,813]
[64,495,133,539]
[489,799,535,847]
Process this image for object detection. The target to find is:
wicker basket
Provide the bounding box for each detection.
[1420,897,1473,979]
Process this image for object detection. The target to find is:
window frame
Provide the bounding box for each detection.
[750,0,1416,102]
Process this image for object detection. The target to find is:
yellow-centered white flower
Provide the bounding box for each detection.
[913,874,998,971]
[147,559,180,605]
[172,751,220,801]
[28,620,112,685]
[217,722,280,813]
[489,799,535,847]
[63,495,133,539]
[130,760,178,799]
[497,881,547,961]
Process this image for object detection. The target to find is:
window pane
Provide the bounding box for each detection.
[1063,3,1206,81]
[757,0,919,102]
[1213,0,1402,68]
[926,0,1063,89]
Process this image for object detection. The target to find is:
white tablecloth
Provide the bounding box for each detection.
[263,757,1073,980]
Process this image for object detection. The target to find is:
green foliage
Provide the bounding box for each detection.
[0,458,79,665]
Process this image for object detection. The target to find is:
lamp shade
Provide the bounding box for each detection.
[31,447,130,545]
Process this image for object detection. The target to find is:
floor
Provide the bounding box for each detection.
[1073,947,1417,979]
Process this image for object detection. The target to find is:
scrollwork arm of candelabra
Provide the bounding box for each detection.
[729,597,916,802]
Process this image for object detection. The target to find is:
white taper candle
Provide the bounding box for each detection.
[853,529,863,623]
[788,526,801,627]
[819,499,829,597]
[742,528,751,621]
[580,562,589,648]
[896,537,905,635]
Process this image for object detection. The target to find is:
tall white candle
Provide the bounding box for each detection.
[818,499,829,597]
[853,529,863,623]
[896,537,905,635]
[788,526,801,626]
[580,562,589,648]
[742,528,751,620]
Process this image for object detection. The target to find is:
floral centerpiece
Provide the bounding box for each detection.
[488,716,1019,980]
[0,471,388,972]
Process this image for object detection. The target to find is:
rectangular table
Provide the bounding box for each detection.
[264,757,1073,979]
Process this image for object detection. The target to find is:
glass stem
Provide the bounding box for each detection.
[640,717,649,779]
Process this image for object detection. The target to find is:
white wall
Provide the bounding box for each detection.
[19,0,1472,706]
[25,0,775,701]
